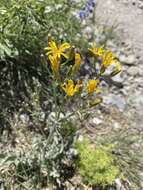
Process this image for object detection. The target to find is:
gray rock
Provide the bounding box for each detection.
[66,148,78,159]
[114,122,121,130]
[128,91,143,111]
[119,54,136,65]
[127,66,139,76]
[138,2,143,9]
[92,117,103,125]
[122,0,129,5]
[103,94,126,111]
[115,178,126,190]
[139,68,143,76]
[112,73,124,84]
[19,114,29,123]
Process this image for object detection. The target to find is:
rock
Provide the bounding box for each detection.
[19,114,29,124]
[119,54,136,65]
[66,148,78,159]
[112,73,124,84]
[39,111,45,120]
[83,26,92,34]
[134,77,143,87]
[114,122,121,130]
[92,117,103,125]
[120,88,128,96]
[78,135,84,142]
[127,66,139,76]
[103,94,126,111]
[106,40,116,48]
[139,69,143,76]
[131,0,136,5]
[128,91,143,111]
[122,0,129,5]
[138,2,143,9]
[115,178,125,190]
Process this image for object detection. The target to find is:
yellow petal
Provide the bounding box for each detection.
[48,41,57,50]
[61,80,80,97]
[60,43,71,51]
[86,79,99,94]
[75,53,81,66]
[89,43,105,57]
[72,53,81,75]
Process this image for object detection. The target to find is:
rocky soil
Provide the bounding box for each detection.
[93,0,143,128]
[81,1,143,188]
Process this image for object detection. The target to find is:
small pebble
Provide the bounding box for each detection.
[127,66,139,76]
[119,54,136,65]
[92,117,103,125]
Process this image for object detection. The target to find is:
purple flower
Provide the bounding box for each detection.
[79,0,96,20]
[87,0,96,7]
[79,10,86,20]
[85,4,94,13]
[87,0,96,6]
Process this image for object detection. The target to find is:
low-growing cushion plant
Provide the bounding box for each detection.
[75,139,120,188]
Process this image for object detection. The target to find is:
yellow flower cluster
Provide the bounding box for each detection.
[89,43,121,75]
[44,38,121,97]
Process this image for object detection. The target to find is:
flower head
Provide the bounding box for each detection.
[79,10,86,20]
[61,80,81,97]
[100,51,115,73]
[102,51,115,68]
[89,43,105,57]
[72,53,81,74]
[45,40,70,59]
[86,79,99,94]
[48,55,59,76]
[79,0,96,20]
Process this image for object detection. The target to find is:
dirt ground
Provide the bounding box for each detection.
[94,0,143,128]
[96,0,143,60]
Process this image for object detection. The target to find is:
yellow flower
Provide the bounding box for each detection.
[89,43,105,57]
[61,80,80,97]
[100,51,115,74]
[45,40,70,59]
[48,55,59,76]
[72,53,81,74]
[102,51,115,68]
[86,79,99,94]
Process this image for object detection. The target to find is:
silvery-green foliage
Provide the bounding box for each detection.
[0,120,76,189]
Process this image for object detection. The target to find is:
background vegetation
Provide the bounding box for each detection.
[0,0,142,190]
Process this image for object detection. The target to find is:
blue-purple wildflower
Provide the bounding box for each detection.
[79,10,86,20]
[79,0,96,20]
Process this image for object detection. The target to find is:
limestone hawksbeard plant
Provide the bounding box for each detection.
[42,36,121,185]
